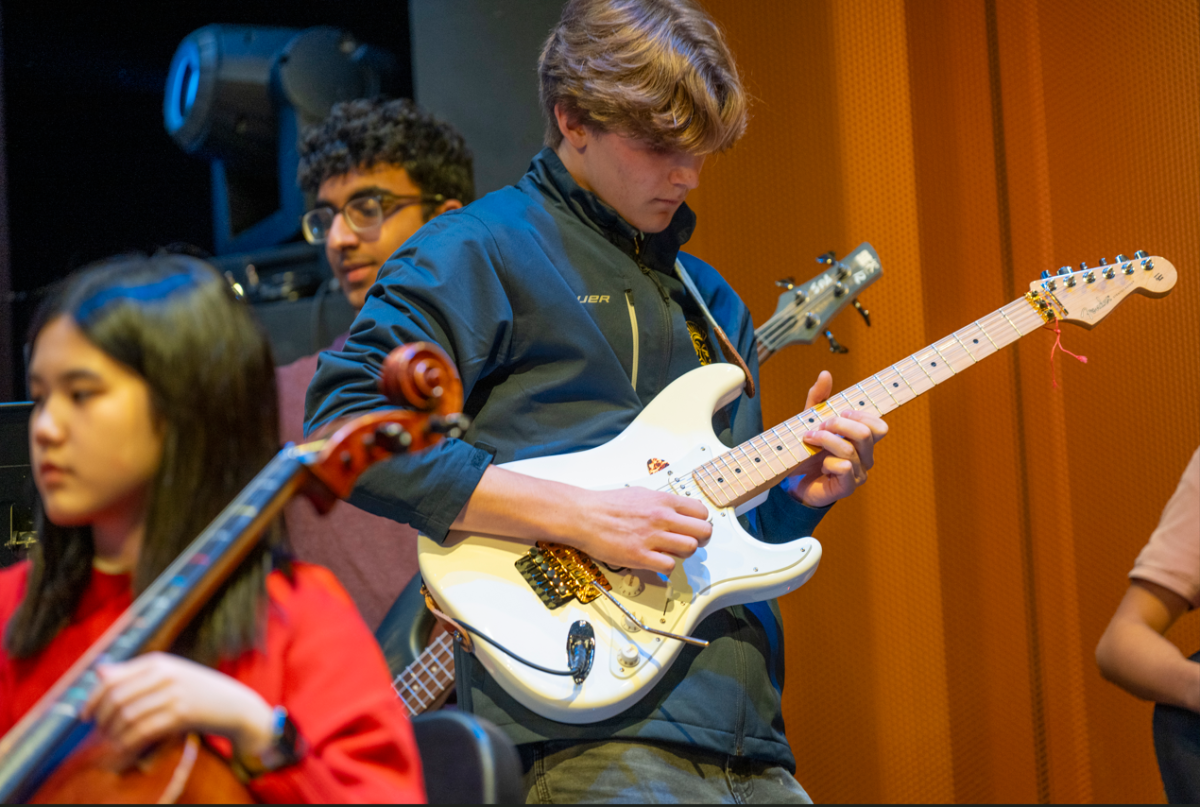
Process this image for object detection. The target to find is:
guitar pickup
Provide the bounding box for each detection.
[516,542,611,610]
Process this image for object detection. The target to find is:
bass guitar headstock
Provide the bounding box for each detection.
[1029,251,1177,330]
[757,242,883,361]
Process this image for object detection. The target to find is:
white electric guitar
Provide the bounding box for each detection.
[418,253,1177,724]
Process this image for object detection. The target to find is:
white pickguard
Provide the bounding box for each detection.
[418,363,822,724]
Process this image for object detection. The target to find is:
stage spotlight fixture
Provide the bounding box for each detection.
[164,25,401,254]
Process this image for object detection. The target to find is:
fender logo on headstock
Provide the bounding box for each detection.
[1082,296,1113,318]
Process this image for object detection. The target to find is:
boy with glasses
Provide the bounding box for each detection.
[277,97,473,633]
[306,1,887,802]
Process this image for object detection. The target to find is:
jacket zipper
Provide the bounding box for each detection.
[632,236,673,392]
[624,288,639,389]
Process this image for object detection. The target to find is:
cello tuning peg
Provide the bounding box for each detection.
[852,299,872,327]
[822,330,849,354]
[816,250,837,265]
[775,276,796,290]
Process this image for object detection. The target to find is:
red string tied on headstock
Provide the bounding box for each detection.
[1045,322,1088,389]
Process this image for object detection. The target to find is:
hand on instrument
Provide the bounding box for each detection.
[572,486,712,575]
[786,370,888,508]
[83,652,276,769]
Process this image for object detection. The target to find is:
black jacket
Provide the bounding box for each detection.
[306,148,828,770]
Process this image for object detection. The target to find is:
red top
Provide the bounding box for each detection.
[0,560,426,804]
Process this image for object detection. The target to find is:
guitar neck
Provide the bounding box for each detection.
[755,329,776,365]
[0,448,310,803]
[697,293,1046,508]
[391,631,457,716]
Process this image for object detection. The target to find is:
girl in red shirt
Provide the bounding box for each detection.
[0,253,425,803]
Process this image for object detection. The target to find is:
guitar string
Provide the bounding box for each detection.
[754,275,850,351]
[692,296,1046,503]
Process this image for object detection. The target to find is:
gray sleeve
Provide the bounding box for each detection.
[304,213,514,541]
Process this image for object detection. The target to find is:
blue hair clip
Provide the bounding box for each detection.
[73,272,200,323]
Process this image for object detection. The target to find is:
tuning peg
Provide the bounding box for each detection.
[816,250,837,265]
[853,299,872,326]
[1079,261,1089,271]
[1041,270,1053,279]
[823,330,849,354]
[1115,253,1128,261]
[834,282,847,297]
[1057,266,1072,275]
[794,289,808,302]
[837,265,851,280]
[1098,257,1108,266]
[775,277,796,290]
[1104,265,1116,279]
[1134,249,1148,259]
[804,312,819,329]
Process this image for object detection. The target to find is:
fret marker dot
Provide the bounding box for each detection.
[718,477,724,483]
[973,339,979,344]
[808,418,815,423]
[735,468,742,473]
[754,457,760,463]
[931,362,937,367]
[776,446,783,451]
[858,400,865,406]
[893,382,899,388]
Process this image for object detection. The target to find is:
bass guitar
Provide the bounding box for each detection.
[418,253,1177,724]
[0,343,465,804]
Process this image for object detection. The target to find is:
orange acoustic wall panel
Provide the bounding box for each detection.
[687,0,1199,802]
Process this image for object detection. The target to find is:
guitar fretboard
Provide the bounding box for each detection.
[392,631,457,716]
[695,294,1046,507]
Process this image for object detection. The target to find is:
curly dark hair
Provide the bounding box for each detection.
[298,97,474,219]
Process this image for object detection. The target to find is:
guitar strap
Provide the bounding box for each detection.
[421,585,475,653]
[674,259,756,398]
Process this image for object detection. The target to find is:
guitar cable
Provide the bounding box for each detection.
[450,619,583,677]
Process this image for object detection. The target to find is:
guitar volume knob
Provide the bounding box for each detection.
[618,643,641,668]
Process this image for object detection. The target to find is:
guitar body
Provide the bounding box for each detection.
[418,363,823,724]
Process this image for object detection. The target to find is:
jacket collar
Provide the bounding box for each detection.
[528,148,696,275]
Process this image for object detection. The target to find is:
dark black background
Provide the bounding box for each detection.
[2,1,412,394]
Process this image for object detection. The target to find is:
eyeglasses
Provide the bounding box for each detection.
[301,192,444,244]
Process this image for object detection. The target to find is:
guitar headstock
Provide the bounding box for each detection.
[303,342,468,504]
[1029,252,1177,330]
[759,242,883,355]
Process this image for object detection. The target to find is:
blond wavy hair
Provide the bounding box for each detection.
[539,0,748,154]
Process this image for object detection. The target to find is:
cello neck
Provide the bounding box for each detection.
[0,448,309,804]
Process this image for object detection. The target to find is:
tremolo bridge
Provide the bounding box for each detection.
[515,542,611,609]
[515,541,710,650]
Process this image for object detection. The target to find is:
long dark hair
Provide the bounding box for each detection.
[7,253,286,664]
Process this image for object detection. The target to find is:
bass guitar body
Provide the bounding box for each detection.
[418,362,823,724]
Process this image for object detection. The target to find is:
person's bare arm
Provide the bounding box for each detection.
[450,466,712,575]
[1096,579,1200,712]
